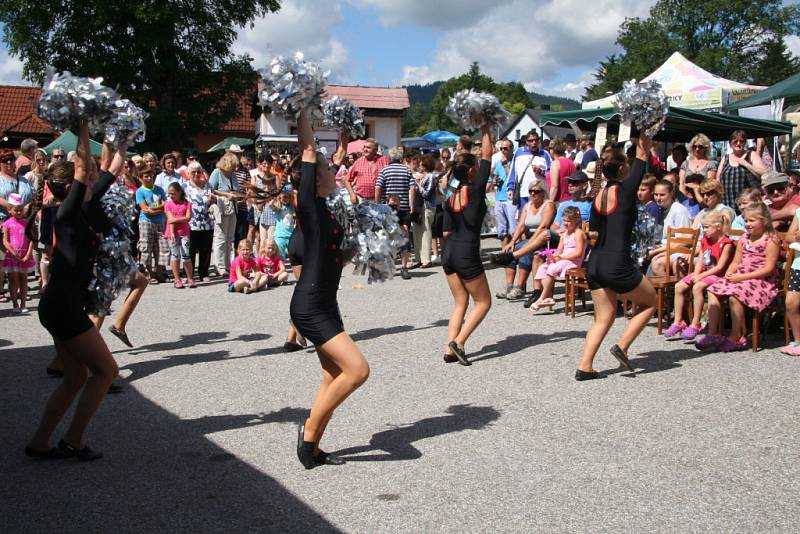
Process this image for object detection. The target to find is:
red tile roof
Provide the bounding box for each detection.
[222,91,256,133]
[324,85,409,110]
[0,85,53,136]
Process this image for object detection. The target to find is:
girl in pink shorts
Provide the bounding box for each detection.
[664,211,734,340]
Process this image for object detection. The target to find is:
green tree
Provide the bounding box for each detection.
[425,63,533,133]
[402,102,432,137]
[585,0,800,100]
[0,0,281,151]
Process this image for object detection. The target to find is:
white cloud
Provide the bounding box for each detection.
[785,35,800,58]
[354,0,516,29]
[397,0,657,99]
[233,0,350,82]
[0,49,26,85]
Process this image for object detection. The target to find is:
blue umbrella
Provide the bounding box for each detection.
[421,130,460,144]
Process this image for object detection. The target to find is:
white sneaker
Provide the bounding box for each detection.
[431,255,440,263]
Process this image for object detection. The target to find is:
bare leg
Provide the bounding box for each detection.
[616,278,657,353]
[688,282,709,328]
[538,275,555,300]
[787,292,800,344]
[302,332,369,448]
[453,272,492,348]
[728,296,746,341]
[672,281,689,324]
[30,327,118,449]
[17,272,28,305]
[445,272,469,354]
[706,292,723,335]
[114,272,147,332]
[170,259,181,283]
[578,288,617,372]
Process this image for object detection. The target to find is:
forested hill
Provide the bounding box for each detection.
[404,81,581,110]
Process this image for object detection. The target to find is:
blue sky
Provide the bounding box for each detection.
[2,0,799,100]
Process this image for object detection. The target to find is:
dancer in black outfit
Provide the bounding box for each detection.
[292,109,368,469]
[283,158,307,352]
[442,125,493,366]
[27,121,128,459]
[577,132,657,380]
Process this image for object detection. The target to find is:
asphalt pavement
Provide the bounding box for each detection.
[2,237,799,533]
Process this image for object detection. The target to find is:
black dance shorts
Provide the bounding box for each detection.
[586,251,643,294]
[290,293,344,347]
[442,238,484,280]
[39,207,55,247]
[432,207,444,238]
[38,284,93,341]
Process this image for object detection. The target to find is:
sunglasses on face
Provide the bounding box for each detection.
[700,191,717,197]
[500,147,511,151]
[529,189,544,194]
[692,145,707,150]
[52,154,64,159]
[767,185,787,195]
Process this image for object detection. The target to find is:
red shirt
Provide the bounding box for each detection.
[348,155,389,199]
[257,255,284,275]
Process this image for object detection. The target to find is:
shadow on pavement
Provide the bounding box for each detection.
[469,330,587,363]
[603,345,717,377]
[333,404,500,462]
[0,343,340,533]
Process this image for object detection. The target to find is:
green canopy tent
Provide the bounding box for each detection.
[724,72,800,111]
[206,137,254,152]
[44,130,104,157]
[539,107,793,143]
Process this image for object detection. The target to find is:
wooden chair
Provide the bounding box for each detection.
[727,228,745,240]
[564,223,595,317]
[748,233,792,351]
[646,227,700,334]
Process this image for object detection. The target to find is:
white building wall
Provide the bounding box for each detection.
[507,115,550,147]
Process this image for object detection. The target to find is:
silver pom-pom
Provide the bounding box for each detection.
[86,183,138,316]
[322,96,366,138]
[446,89,510,131]
[614,79,670,138]
[37,69,117,136]
[346,201,408,284]
[104,98,148,148]
[258,52,328,118]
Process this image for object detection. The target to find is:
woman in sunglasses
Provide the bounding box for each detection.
[717,130,767,209]
[678,133,717,196]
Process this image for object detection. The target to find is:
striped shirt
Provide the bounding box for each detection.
[348,155,389,199]
[376,163,415,210]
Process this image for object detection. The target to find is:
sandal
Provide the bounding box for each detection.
[781,344,800,356]
[173,280,184,289]
[720,336,748,353]
[149,278,159,285]
[695,334,725,351]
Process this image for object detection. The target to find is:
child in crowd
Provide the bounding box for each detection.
[270,187,296,260]
[782,206,800,355]
[1,194,34,313]
[729,188,762,239]
[136,169,169,283]
[257,239,289,287]
[229,239,267,293]
[696,203,779,352]
[530,206,585,311]
[632,174,661,267]
[164,182,195,289]
[637,174,661,220]
[664,211,734,340]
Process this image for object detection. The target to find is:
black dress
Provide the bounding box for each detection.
[289,163,345,346]
[441,159,490,280]
[38,172,115,340]
[586,159,646,294]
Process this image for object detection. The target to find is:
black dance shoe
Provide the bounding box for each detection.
[448,341,471,366]
[25,445,73,459]
[314,450,345,466]
[296,425,316,470]
[284,341,305,352]
[574,369,604,381]
[57,439,103,461]
[610,344,635,373]
[108,325,133,348]
[443,354,458,363]
[490,251,514,266]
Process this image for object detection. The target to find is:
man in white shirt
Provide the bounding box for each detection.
[506,130,551,215]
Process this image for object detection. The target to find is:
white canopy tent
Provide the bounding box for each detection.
[583,52,765,112]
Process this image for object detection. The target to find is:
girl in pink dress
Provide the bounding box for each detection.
[696,203,779,352]
[2,193,35,312]
[530,206,585,311]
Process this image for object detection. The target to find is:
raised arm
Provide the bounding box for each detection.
[481,125,492,161]
[298,109,316,164]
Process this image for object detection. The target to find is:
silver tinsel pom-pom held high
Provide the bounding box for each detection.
[322,96,366,138]
[347,202,408,284]
[614,79,670,138]
[36,69,148,147]
[446,89,510,131]
[86,183,139,316]
[258,52,328,117]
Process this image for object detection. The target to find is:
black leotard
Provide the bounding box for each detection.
[38,171,116,340]
[586,158,646,293]
[289,162,345,346]
[287,225,304,266]
[441,159,490,280]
